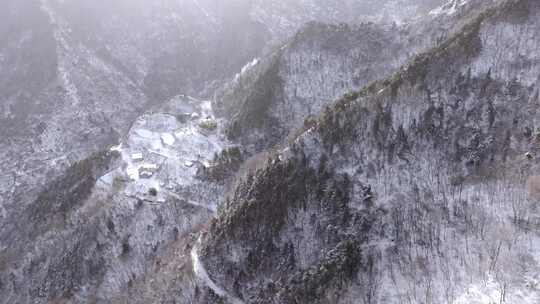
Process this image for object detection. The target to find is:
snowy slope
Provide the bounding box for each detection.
[7,0,534,303]
[199,1,540,303]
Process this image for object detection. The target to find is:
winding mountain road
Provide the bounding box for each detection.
[191,237,245,304]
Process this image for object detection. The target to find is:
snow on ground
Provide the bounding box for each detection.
[452,232,540,304]
[161,133,175,146]
[233,57,260,84]
[191,237,245,304]
[454,269,540,304]
[429,0,468,16]
[100,97,229,209]
[453,276,503,304]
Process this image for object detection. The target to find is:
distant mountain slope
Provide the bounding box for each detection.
[215,0,495,154]
[0,0,448,211]
[216,22,412,152]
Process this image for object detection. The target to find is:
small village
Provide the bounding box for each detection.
[99,97,226,208]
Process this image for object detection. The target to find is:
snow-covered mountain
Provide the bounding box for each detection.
[0,0,447,213]
[5,0,539,303]
[199,0,540,303]
[215,0,495,154]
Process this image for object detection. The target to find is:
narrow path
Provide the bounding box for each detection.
[191,238,245,304]
[164,190,216,213]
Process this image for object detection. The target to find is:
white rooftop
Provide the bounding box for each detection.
[140,163,159,171]
[161,133,175,146]
[131,153,144,161]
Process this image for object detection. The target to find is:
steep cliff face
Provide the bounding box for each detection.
[200,1,540,303]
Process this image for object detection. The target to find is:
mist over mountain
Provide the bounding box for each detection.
[2,0,540,303]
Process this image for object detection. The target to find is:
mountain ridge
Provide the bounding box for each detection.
[198,0,540,303]
[5,0,540,303]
